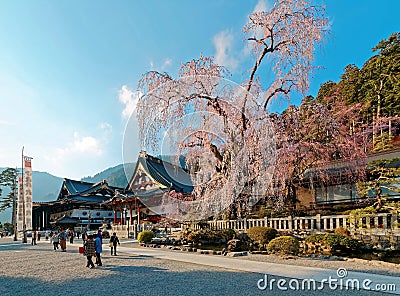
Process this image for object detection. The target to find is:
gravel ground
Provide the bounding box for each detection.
[0,238,395,296]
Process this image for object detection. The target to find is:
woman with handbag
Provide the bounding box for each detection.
[109,232,120,256]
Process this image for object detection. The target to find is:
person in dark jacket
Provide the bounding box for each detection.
[31,230,37,245]
[109,232,120,256]
[58,229,68,252]
[95,235,102,266]
[84,234,96,268]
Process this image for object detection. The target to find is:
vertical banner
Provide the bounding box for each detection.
[24,157,33,231]
[17,176,23,232]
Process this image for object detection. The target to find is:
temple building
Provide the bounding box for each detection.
[32,179,122,231]
[105,151,193,237]
[32,151,193,234]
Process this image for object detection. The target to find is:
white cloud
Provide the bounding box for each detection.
[56,132,102,157]
[213,30,238,71]
[162,58,172,69]
[119,85,140,119]
[253,0,268,13]
[99,122,112,133]
[42,131,104,178]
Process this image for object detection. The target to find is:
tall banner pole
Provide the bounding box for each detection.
[23,156,33,231]
[12,168,18,241]
[21,146,27,243]
[17,176,22,238]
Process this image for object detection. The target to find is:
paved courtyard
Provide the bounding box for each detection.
[0,237,397,296]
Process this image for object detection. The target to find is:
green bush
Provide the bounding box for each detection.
[306,233,343,249]
[187,230,203,243]
[247,227,277,245]
[341,237,363,250]
[187,229,235,244]
[305,233,362,254]
[138,230,154,243]
[267,236,300,255]
[221,229,237,240]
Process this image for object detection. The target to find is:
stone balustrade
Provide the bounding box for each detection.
[193,212,399,234]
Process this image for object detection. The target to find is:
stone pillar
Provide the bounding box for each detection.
[382,215,388,229]
[343,217,347,229]
[349,216,355,232]
[288,216,293,230]
[366,217,371,229]
[392,214,398,230]
[316,214,321,231]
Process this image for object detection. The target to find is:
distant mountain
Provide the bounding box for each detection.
[0,168,63,223]
[0,168,63,202]
[81,163,136,188]
[32,171,64,201]
[0,162,137,223]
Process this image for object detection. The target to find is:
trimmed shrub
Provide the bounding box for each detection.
[187,230,204,243]
[138,230,154,243]
[267,236,300,255]
[341,237,363,250]
[221,228,237,241]
[187,229,235,244]
[247,227,277,246]
[304,233,363,254]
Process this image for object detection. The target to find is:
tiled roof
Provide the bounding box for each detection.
[58,178,124,202]
[135,152,193,193]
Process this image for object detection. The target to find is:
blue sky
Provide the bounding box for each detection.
[0,0,398,179]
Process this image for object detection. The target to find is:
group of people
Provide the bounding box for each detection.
[50,228,68,251]
[42,227,121,269]
[83,230,120,269]
[30,230,44,245]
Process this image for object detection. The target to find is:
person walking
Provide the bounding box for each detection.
[97,229,103,244]
[31,230,37,245]
[109,232,120,256]
[84,234,96,268]
[94,234,102,266]
[58,229,68,252]
[82,230,87,243]
[51,232,59,251]
[69,229,74,244]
